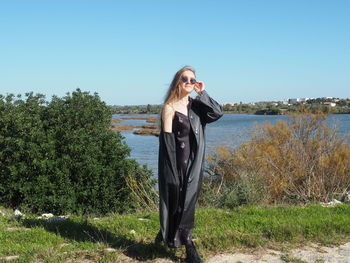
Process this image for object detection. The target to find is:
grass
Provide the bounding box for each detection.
[1,204,350,262]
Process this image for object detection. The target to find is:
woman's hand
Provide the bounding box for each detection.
[194,81,205,94]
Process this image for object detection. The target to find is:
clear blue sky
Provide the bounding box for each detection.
[1,0,349,105]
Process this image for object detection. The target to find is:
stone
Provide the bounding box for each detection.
[2,255,20,261]
[14,209,24,216]
[105,248,117,252]
[138,218,150,221]
[342,191,350,204]
[42,213,54,218]
[320,199,342,207]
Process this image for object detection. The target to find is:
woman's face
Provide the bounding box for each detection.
[179,70,196,95]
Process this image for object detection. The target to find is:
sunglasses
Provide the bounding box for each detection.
[181,76,197,84]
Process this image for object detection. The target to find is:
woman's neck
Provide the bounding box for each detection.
[179,95,189,103]
[176,94,188,108]
[178,91,190,103]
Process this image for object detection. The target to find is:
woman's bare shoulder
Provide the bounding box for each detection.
[163,103,175,117]
[162,104,175,132]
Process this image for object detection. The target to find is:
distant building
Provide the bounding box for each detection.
[323,102,336,107]
[288,98,311,104]
[288,98,300,104]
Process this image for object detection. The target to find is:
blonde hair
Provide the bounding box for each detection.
[158,66,196,127]
[163,66,196,105]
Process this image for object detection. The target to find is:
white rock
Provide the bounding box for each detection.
[41,213,54,218]
[320,199,342,207]
[130,229,136,234]
[0,210,5,216]
[138,218,150,221]
[105,248,117,252]
[14,209,24,216]
[342,191,350,204]
[3,255,20,261]
[332,198,342,204]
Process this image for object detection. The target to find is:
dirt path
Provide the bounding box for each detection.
[2,243,350,262]
[206,241,350,263]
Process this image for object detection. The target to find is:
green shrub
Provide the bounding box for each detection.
[199,172,269,208]
[0,89,157,215]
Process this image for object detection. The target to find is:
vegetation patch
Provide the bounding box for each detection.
[0,90,157,216]
[203,111,350,207]
[1,205,350,262]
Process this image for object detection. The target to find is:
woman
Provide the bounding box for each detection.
[157,66,223,263]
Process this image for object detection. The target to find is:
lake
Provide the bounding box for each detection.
[112,113,350,175]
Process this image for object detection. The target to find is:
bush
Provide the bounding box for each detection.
[199,172,269,208]
[205,112,350,204]
[0,89,157,215]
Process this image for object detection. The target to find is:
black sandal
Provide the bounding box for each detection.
[154,231,163,244]
[185,241,202,263]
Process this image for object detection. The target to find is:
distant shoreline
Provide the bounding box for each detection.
[110,116,160,136]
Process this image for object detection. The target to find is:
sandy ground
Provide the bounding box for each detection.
[205,242,350,263]
[2,242,350,263]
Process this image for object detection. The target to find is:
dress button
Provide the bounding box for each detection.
[195,128,198,134]
[178,131,181,135]
[180,142,185,149]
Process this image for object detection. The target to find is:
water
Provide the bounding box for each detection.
[112,114,350,175]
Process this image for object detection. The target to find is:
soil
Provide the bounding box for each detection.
[205,241,350,263]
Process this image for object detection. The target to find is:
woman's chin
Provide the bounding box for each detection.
[185,87,194,93]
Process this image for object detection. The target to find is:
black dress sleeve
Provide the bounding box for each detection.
[193,90,223,123]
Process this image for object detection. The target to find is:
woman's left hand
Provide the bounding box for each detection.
[194,81,205,94]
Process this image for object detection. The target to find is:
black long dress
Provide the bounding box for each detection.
[167,109,195,247]
[158,91,223,248]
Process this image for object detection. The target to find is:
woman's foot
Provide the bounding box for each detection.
[154,231,163,244]
[185,242,202,263]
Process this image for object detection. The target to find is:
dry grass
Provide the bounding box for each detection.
[111,118,123,124]
[110,125,139,131]
[110,124,159,136]
[207,112,350,204]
